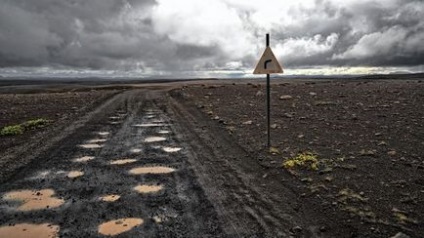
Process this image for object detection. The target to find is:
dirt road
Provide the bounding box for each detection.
[0,89,299,237]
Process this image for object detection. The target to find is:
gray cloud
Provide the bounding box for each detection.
[0,0,423,76]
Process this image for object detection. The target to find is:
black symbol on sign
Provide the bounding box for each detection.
[264,59,272,69]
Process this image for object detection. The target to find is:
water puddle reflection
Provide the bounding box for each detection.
[110,159,137,165]
[79,144,104,149]
[133,123,167,127]
[162,147,182,153]
[86,139,107,144]
[73,156,95,163]
[130,148,142,153]
[134,185,163,194]
[2,189,64,211]
[144,137,166,143]
[100,195,121,202]
[129,166,175,175]
[67,171,84,178]
[98,218,143,236]
[0,223,59,238]
[97,132,110,136]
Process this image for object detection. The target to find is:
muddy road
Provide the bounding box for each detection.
[0,89,301,237]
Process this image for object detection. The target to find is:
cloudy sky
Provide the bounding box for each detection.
[1,0,423,78]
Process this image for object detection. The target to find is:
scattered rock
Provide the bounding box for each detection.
[256,91,264,97]
[283,113,293,118]
[309,92,317,96]
[387,150,397,156]
[279,95,293,100]
[359,149,377,157]
[271,124,278,129]
[269,147,280,155]
[213,116,220,120]
[242,120,253,125]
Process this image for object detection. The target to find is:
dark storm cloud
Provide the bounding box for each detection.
[0,0,221,71]
[0,0,423,74]
[271,0,424,68]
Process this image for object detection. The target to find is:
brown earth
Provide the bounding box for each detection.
[0,79,423,237]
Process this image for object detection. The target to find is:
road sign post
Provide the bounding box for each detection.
[253,33,283,148]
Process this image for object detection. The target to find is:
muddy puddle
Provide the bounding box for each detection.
[79,144,104,149]
[2,189,64,211]
[86,139,107,144]
[67,171,84,178]
[129,166,175,175]
[0,223,59,238]
[73,156,95,163]
[100,195,121,202]
[110,159,137,165]
[162,147,182,153]
[134,185,163,194]
[98,218,143,236]
[143,136,166,143]
[130,148,142,153]
[133,123,168,127]
[97,132,110,136]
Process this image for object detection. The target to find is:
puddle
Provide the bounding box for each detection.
[109,121,122,125]
[133,123,167,127]
[79,144,104,149]
[145,115,156,119]
[162,147,182,153]
[109,116,121,120]
[73,156,95,163]
[134,185,163,194]
[130,148,142,153]
[98,218,143,236]
[110,159,137,165]
[86,139,107,144]
[67,171,84,178]
[129,166,175,175]
[158,130,170,134]
[2,189,64,211]
[100,195,121,202]
[143,136,166,143]
[97,132,110,136]
[0,223,59,238]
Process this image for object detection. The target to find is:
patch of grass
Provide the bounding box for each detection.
[0,125,24,136]
[282,152,319,170]
[22,118,51,130]
[0,118,52,136]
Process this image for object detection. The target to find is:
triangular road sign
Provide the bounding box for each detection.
[253,47,283,74]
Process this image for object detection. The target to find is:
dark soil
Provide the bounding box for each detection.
[174,79,424,237]
[0,79,423,237]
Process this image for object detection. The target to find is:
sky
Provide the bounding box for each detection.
[0,0,423,78]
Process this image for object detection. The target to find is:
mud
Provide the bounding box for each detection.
[66,171,84,178]
[129,166,176,175]
[2,189,64,211]
[99,195,121,202]
[109,159,138,165]
[0,223,59,238]
[73,156,95,163]
[98,218,144,236]
[143,136,167,143]
[134,185,164,194]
